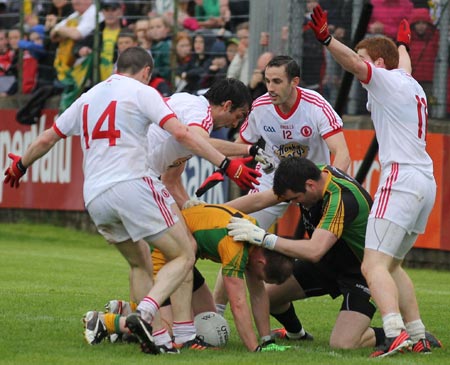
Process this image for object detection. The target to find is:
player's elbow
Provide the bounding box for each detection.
[308,250,326,263]
[172,125,189,144]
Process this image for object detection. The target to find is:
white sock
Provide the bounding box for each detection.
[153,328,173,348]
[136,296,159,323]
[382,313,405,338]
[287,328,306,339]
[173,321,196,344]
[405,319,425,343]
[216,303,226,316]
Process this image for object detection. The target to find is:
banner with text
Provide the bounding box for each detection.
[0,109,228,210]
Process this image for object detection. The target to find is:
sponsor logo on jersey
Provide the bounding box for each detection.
[168,155,193,168]
[280,124,294,130]
[274,142,309,159]
[263,125,276,133]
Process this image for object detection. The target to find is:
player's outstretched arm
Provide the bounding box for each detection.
[397,19,412,73]
[227,217,337,262]
[245,269,271,341]
[164,118,261,190]
[226,189,279,214]
[223,276,260,351]
[4,128,61,188]
[209,138,276,174]
[308,4,368,81]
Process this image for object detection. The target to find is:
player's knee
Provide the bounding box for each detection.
[361,260,369,279]
[329,335,358,349]
[173,247,195,273]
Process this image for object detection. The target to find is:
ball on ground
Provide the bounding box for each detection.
[194,311,230,347]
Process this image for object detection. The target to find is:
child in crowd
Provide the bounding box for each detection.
[133,18,151,50]
[148,15,172,81]
[0,29,13,75]
[1,27,38,96]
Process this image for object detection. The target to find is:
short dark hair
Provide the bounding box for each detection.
[204,78,252,111]
[118,29,137,42]
[266,55,300,81]
[273,157,321,197]
[116,46,153,75]
[263,249,294,284]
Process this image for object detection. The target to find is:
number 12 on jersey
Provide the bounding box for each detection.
[82,101,121,149]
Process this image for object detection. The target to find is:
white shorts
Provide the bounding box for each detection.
[369,164,436,234]
[248,163,288,230]
[87,177,178,243]
[365,218,418,259]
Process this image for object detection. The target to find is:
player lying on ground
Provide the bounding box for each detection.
[83,204,294,352]
[226,157,442,351]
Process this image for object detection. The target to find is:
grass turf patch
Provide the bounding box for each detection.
[0,223,448,364]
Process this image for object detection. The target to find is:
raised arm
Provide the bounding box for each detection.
[396,19,412,74]
[308,5,368,81]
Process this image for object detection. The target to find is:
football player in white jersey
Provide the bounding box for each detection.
[309,6,437,357]
[211,55,351,318]
[139,78,274,349]
[148,78,275,208]
[234,55,351,230]
[3,47,261,355]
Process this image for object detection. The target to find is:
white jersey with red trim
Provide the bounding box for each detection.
[53,74,176,205]
[240,87,343,193]
[361,63,433,175]
[240,87,342,166]
[147,93,213,176]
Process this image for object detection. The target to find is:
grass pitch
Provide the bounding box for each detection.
[0,223,448,365]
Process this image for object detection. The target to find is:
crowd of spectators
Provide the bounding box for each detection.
[0,0,446,117]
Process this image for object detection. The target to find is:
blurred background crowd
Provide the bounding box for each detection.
[0,0,448,118]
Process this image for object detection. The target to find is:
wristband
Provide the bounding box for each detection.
[396,41,410,52]
[219,157,230,171]
[17,159,27,174]
[262,234,277,250]
[322,35,332,46]
[248,145,258,156]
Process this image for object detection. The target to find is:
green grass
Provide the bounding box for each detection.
[0,223,448,365]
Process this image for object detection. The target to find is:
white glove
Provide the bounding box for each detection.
[182,198,206,210]
[249,145,276,174]
[227,217,277,249]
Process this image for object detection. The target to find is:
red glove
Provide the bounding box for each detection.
[4,153,27,188]
[308,5,332,46]
[220,156,261,190]
[195,170,224,197]
[397,19,411,51]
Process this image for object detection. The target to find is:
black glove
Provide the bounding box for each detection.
[249,145,276,173]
